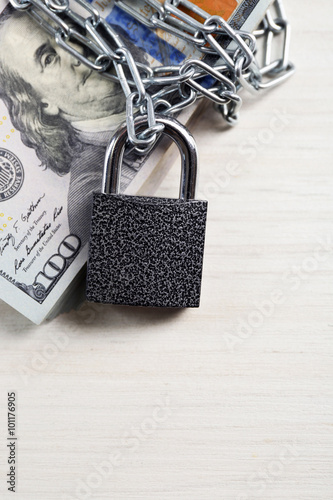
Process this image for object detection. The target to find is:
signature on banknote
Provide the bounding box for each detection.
[0,232,15,257]
[20,193,45,223]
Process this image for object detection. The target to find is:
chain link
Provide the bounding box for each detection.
[10,0,295,151]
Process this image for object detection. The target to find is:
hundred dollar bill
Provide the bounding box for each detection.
[0,0,272,324]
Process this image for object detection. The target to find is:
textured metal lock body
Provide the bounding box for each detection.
[86,115,208,308]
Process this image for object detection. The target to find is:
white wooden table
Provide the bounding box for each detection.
[1,1,332,498]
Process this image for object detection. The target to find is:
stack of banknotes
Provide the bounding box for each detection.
[0,0,273,323]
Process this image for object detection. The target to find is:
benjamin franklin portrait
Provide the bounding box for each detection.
[0,7,147,245]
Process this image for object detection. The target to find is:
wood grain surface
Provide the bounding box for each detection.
[0,1,332,499]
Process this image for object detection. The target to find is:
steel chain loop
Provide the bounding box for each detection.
[9,0,295,152]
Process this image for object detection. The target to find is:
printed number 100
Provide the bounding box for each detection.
[33,235,80,291]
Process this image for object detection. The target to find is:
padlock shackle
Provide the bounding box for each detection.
[103,115,198,201]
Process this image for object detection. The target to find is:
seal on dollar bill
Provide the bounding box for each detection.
[0,149,24,202]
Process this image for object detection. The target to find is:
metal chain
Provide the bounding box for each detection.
[10,0,295,152]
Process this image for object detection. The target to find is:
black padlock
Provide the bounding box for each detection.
[86,115,208,307]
